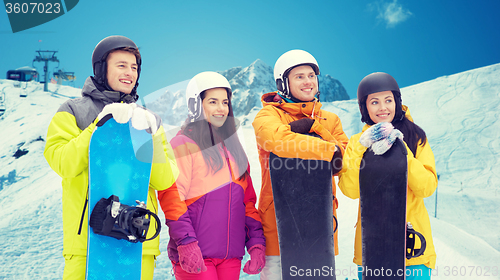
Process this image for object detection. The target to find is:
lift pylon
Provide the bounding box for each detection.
[33,50,59,92]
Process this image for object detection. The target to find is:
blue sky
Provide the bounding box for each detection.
[1,0,499,99]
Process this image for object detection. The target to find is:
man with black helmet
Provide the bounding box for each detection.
[44,35,179,280]
[252,49,349,279]
[91,35,142,103]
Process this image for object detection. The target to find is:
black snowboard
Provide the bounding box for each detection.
[269,152,335,279]
[359,138,407,280]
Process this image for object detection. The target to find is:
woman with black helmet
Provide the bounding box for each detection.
[338,72,437,279]
[43,35,179,280]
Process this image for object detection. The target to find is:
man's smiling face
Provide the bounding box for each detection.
[288,65,318,102]
[106,50,138,94]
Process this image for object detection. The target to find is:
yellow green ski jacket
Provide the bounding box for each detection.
[44,77,178,257]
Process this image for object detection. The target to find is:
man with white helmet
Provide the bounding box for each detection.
[252,49,348,279]
[44,35,179,280]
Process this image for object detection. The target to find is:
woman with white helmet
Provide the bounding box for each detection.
[158,71,266,279]
[252,50,349,279]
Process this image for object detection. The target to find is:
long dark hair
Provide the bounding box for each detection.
[182,89,249,180]
[391,91,427,156]
[360,91,427,156]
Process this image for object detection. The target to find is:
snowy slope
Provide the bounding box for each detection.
[0,80,81,279]
[401,66,500,254]
[1,62,500,279]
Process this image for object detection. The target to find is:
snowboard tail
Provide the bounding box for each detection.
[269,152,336,279]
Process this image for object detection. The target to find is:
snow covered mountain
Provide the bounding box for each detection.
[1,63,499,279]
[145,59,349,126]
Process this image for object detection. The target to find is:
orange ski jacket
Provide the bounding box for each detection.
[252,91,349,256]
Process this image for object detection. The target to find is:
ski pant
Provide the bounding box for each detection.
[173,258,241,280]
[357,264,431,280]
[260,255,282,280]
[62,254,155,280]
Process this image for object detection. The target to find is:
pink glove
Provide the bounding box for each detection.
[177,241,207,274]
[243,244,266,274]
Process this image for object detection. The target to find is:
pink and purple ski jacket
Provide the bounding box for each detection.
[158,133,265,263]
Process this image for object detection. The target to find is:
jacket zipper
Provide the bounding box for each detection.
[222,143,232,259]
[78,189,89,235]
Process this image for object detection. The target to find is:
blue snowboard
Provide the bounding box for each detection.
[86,117,153,280]
[269,151,336,279]
[359,139,407,280]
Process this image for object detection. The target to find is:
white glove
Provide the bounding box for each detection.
[97,103,137,124]
[131,106,158,135]
[370,129,403,155]
[359,122,403,155]
[359,122,393,148]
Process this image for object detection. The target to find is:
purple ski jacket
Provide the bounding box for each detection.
[158,133,265,262]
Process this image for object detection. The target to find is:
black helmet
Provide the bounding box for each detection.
[357,72,404,125]
[92,35,141,94]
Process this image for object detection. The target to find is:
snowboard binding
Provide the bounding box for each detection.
[89,195,161,243]
[406,222,427,259]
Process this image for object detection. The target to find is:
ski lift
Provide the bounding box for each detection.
[32,50,59,92]
[6,66,37,98]
[19,82,29,98]
[6,66,39,83]
[53,69,76,86]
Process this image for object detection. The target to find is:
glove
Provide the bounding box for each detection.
[371,129,404,155]
[359,122,393,146]
[243,244,266,274]
[177,241,207,274]
[359,122,403,155]
[97,103,136,124]
[289,118,315,134]
[131,106,158,135]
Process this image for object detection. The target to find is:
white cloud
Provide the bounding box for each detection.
[370,0,413,28]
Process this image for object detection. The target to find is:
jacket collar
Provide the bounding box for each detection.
[82,76,137,104]
[261,91,323,118]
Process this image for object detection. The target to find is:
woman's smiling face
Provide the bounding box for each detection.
[366,90,395,123]
[202,87,229,127]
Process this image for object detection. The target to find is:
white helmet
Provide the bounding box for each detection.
[186,71,232,122]
[274,49,320,99]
